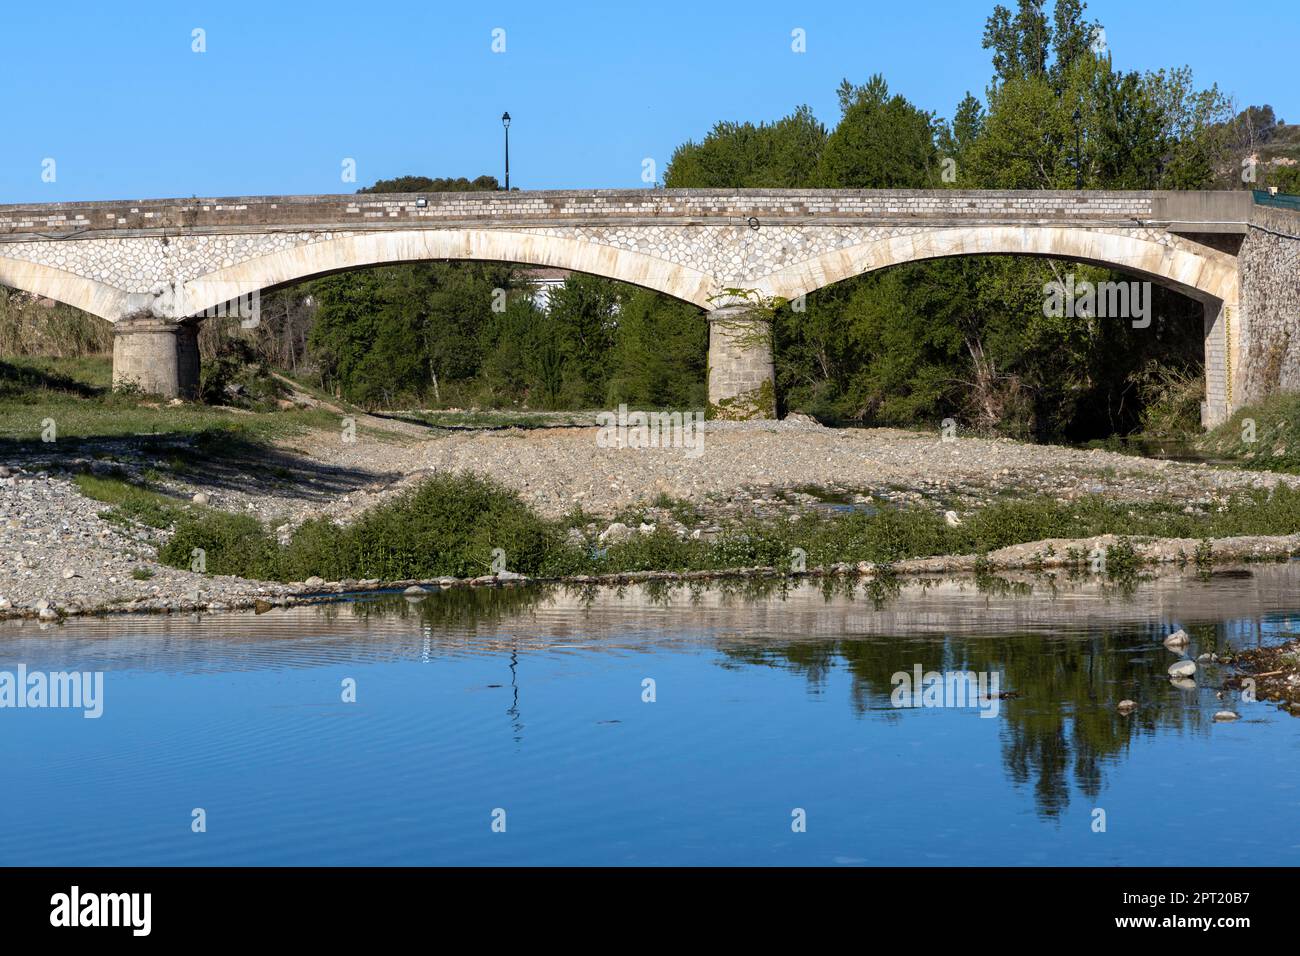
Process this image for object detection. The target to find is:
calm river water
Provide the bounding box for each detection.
[2,565,1299,866]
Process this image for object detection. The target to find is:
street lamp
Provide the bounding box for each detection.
[501,112,511,191]
[1072,108,1083,190]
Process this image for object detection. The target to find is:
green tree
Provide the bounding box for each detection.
[605,288,707,408]
[358,175,500,193]
[815,75,938,188]
[544,273,620,406]
[664,106,827,188]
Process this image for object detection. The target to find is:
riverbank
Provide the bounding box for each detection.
[10,374,1300,619]
[5,487,1300,621]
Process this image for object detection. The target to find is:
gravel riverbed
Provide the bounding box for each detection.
[4,417,1299,618]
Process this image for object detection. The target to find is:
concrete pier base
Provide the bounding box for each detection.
[707,306,776,420]
[111,316,200,399]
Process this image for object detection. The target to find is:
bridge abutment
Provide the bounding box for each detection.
[707,307,776,420]
[112,316,200,399]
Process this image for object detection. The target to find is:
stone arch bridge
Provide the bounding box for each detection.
[0,189,1296,425]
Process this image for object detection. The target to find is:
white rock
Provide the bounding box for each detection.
[192,492,210,505]
[1116,699,1137,714]
[638,522,656,535]
[1213,711,1240,721]
[598,522,632,543]
[1168,660,1197,679]
[304,576,325,588]
[944,510,962,527]
[38,608,58,621]
[1163,628,1190,649]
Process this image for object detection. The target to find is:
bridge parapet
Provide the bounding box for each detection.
[0,189,1178,239]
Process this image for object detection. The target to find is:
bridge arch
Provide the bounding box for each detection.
[752,225,1239,305]
[721,225,1240,426]
[179,228,717,317]
[0,255,130,322]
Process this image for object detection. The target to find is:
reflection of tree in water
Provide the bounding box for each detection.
[340,576,1223,819]
[721,618,1217,820]
[339,584,549,629]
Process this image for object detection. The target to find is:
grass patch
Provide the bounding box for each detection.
[0,354,355,451]
[1198,392,1300,472]
[74,473,191,530]
[650,493,704,526]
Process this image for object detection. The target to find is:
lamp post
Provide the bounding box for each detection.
[501,112,511,191]
[1073,108,1083,190]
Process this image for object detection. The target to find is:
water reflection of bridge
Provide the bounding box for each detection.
[4,564,1295,819]
[5,564,1299,667]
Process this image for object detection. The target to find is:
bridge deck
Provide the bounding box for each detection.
[0,189,1259,240]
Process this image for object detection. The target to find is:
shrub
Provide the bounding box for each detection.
[160,512,279,578]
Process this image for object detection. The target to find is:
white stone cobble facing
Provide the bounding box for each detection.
[0,220,1211,303]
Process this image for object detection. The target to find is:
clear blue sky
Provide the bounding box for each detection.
[2,0,1295,203]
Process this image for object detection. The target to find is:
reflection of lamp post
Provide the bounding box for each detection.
[1073,108,1083,190]
[501,112,511,191]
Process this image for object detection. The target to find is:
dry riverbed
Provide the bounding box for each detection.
[4,414,1300,619]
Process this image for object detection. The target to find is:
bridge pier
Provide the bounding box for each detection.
[1201,300,1234,428]
[707,306,776,420]
[111,315,200,399]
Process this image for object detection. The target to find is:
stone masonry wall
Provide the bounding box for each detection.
[0,190,1159,238]
[1238,204,1300,405]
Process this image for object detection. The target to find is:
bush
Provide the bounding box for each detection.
[306,474,559,580]
[160,511,278,578]
[199,339,288,409]
[1134,363,1204,439]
